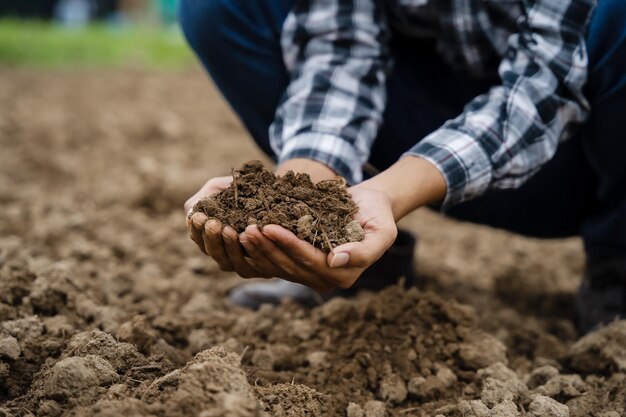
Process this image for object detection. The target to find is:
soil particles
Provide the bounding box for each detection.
[192,160,364,252]
[0,69,624,417]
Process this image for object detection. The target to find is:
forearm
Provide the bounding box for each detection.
[271,0,389,186]
[361,156,446,221]
[406,0,592,210]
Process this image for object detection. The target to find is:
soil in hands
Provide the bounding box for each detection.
[192,160,365,252]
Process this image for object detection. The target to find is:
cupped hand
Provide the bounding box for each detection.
[184,174,277,278]
[237,183,398,292]
[184,159,340,280]
[184,176,237,258]
[185,157,445,290]
[184,175,398,291]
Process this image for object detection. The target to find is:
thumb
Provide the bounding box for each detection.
[184,176,233,214]
[184,193,205,215]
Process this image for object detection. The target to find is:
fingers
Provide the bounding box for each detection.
[261,225,325,267]
[259,224,371,289]
[247,230,331,292]
[188,212,208,255]
[202,220,234,271]
[246,225,304,278]
[184,175,233,214]
[239,226,282,278]
[222,226,258,278]
[184,194,203,216]
[208,176,234,190]
[258,225,337,292]
[184,200,194,217]
[329,227,397,268]
[241,224,333,291]
[184,175,247,274]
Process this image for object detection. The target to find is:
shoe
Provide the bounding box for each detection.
[228,229,417,309]
[575,256,626,334]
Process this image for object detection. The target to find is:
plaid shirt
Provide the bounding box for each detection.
[269,0,596,209]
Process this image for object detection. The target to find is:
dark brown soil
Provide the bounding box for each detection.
[192,160,364,252]
[0,69,624,417]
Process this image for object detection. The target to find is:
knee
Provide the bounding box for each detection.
[587,0,626,63]
[585,0,626,101]
[178,0,231,57]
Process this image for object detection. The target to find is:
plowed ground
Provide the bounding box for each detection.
[0,69,624,417]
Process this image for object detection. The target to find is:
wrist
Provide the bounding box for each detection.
[276,158,338,183]
[361,156,446,221]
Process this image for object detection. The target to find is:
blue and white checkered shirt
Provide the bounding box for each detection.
[269,0,595,209]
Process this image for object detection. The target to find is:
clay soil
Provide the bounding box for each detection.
[0,69,624,417]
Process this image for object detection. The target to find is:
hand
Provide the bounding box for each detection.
[184,159,338,279]
[184,156,445,291]
[233,156,446,291]
[184,176,233,257]
[238,183,398,292]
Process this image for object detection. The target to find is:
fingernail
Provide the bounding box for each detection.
[239,234,252,248]
[205,220,220,234]
[244,256,256,267]
[221,226,232,241]
[245,225,259,237]
[246,233,259,244]
[330,252,349,268]
[262,226,277,241]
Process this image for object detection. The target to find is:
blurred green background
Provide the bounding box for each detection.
[0,0,194,69]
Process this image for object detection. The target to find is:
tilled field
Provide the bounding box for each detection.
[0,69,624,417]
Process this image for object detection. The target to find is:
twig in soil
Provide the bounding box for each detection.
[130,365,162,372]
[320,226,333,251]
[258,188,271,211]
[344,207,359,221]
[231,167,239,207]
[305,206,332,249]
[239,345,250,364]
[399,407,420,414]
[19,407,35,417]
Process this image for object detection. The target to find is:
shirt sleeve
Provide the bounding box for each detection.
[407,0,594,210]
[270,0,390,185]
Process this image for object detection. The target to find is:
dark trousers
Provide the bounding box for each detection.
[179,0,626,257]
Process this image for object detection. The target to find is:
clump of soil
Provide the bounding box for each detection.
[192,160,364,252]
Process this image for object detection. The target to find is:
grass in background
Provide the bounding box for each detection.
[0,19,195,69]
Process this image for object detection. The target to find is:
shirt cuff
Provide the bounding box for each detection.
[404,128,493,211]
[277,132,364,185]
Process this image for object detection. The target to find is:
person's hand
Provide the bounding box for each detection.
[234,156,447,291]
[184,156,446,291]
[184,176,233,257]
[183,159,339,279]
[237,183,398,292]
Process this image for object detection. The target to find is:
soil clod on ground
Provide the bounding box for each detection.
[192,160,364,252]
